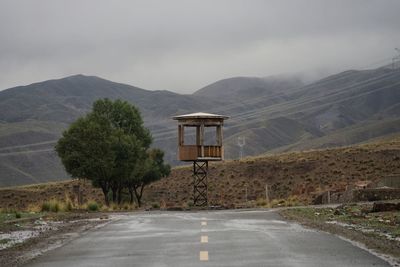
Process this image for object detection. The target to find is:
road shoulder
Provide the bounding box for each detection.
[279,204,400,266]
[0,212,113,267]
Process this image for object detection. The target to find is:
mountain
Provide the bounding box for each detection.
[194,75,304,102]
[219,67,400,157]
[0,74,221,124]
[0,75,222,186]
[1,67,400,187]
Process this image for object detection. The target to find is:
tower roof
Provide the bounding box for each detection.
[173,112,229,120]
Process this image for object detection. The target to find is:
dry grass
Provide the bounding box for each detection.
[1,137,400,210]
[0,179,104,211]
[144,137,400,208]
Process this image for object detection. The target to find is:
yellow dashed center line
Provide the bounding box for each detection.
[200,251,209,261]
[200,218,208,262]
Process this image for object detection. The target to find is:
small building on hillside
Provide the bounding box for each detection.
[313,175,400,204]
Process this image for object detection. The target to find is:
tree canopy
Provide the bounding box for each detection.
[56,98,168,206]
[127,149,171,206]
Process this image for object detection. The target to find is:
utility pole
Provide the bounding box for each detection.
[265,184,270,203]
[237,136,246,160]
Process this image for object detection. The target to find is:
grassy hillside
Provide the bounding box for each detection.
[144,136,400,207]
[1,137,399,210]
[1,67,400,187]
[0,180,104,211]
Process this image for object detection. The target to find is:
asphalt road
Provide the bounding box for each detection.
[26,210,390,267]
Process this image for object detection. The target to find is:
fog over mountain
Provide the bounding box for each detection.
[1,0,400,93]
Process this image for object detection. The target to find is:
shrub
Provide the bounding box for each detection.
[63,193,74,211]
[286,195,301,207]
[151,203,160,209]
[270,199,283,208]
[256,198,268,207]
[111,203,119,211]
[50,201,60,212]
[15,212,21,219]
[122,203,136,210]
[27,204,41,213]
[0,208,14,213]
[87,201,99,212]
[65,200,73,211]
[187,201,194,208]
[41,202,51,212]
[41,200,61,212]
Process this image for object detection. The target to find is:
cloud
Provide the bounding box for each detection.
[0,0,399,93]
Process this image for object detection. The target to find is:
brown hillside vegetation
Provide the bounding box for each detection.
[144,137,400,207]
[1,137,399,210]
[0,180,104,211]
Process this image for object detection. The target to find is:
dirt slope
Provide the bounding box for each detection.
[144,137,400,207]
[1,137,399,210]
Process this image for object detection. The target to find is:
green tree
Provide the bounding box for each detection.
[56,98,152,205]
[127,149,171,207]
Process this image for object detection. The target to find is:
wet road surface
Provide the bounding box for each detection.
[26,210,390,267]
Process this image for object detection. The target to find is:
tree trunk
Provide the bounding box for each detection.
[101,185,109,206]
[128,187,134,205]
[117,187,122,204]
[133,183,146,207]
[111,187,117,203]
[133,185,141,207]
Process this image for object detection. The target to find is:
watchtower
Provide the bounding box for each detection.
[173,112,229,207]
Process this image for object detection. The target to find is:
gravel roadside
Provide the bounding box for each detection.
[279,204,400,266]
[0,212,114,267]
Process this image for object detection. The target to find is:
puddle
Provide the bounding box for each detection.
[0,230,39,250]
[0,219,62,250]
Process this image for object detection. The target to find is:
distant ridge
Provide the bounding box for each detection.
[1,67,400,186]
[194,75,304,101]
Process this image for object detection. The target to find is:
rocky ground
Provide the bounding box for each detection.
[280,202,400,266]
[0,212,113,267]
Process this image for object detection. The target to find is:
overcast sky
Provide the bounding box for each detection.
[0,0,399,93]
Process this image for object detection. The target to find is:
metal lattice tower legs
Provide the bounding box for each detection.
[193,161,208,207]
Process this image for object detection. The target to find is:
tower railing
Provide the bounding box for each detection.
[178,145,222,161]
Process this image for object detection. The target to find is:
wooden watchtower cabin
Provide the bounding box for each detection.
[173,112,229,207]
[173,112,229,161]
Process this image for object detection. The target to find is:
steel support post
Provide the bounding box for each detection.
[193,161,208,207]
